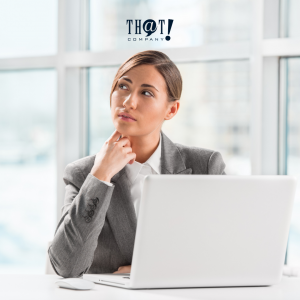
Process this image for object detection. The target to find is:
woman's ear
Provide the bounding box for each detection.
[164,100,180,121]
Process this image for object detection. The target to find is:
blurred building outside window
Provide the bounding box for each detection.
[0,69,57,274]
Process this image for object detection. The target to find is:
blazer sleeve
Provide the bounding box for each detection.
[208,151,226,175]
[48,163,115,278]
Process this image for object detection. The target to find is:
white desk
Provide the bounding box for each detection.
[1,275,300,300]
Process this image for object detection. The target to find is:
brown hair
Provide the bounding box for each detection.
[110,50,182,105]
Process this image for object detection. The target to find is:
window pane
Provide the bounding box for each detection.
[88,60,250,175]
[281,0,300,38]
[162,60,250,175]
[89,0,251,51]
[0,69,57,274]
[0,0,57,58]
[285,58,300,266]
[88,67,117,155]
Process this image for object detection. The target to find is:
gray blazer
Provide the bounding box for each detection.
[48,131,226,278]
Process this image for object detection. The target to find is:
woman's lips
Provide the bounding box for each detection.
[118,113,137,122]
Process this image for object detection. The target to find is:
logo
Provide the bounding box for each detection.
[126,19,174,42]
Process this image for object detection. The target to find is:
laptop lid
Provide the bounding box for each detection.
[130,175,297,289]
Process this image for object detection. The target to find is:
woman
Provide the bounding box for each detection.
[48,50,226,278]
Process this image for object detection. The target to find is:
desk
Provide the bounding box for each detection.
[1,275,300,300]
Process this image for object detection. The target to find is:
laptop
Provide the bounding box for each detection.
[83,175,297,289]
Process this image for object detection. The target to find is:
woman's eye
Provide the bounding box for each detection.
[143,91,153,97]
[119,84,127,90]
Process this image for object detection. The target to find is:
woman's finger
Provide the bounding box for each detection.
[117,137,131,148]
[123,146,133,154]
[127,153,136,163]
[128,158,135,164]
[108,130,121,143]
[113,265,131,274]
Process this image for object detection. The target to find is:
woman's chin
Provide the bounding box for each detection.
[114,124,137,136]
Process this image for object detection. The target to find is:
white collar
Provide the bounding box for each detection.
[126,132,162,183]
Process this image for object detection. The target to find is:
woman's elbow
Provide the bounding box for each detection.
[47,247,83,278]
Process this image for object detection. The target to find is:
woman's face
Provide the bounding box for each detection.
[111,64,179,137]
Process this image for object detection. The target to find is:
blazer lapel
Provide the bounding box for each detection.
[160,130,192,175]
[106,167,137,264]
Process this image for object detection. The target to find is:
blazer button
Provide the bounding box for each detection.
[85,216,92,223]
[89,204,95,210]
[88,210,94,217]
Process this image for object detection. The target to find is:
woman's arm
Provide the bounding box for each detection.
[48,163,115,278]
[208,151,226,175]
[48,130,136,277]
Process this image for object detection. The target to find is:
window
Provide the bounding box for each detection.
[162,60,250,175]
[0,0,57,58]
[0,69,57,273]
[88,67,117,155]
[89,0,251,51]
[280,0,300,38]
[281,57,300,265]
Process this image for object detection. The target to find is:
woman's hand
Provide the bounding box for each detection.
[113,265,131,274]
[90,130,136,182]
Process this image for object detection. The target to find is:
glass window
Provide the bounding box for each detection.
[88,60,251,175]
[0,0,57,58]
[0,69,57,274]
[284,57,300,266]
[162,60,250,175]
[89,0,251,51]
[88,67,117,155]
[281,0,300,38]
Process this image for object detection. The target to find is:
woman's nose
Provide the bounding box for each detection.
[123,93,137,109]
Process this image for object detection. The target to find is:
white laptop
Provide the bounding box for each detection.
[84,175,297,289]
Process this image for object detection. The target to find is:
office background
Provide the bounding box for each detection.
[0,0,299,274]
